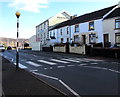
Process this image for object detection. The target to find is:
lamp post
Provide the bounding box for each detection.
[15,11,20,70]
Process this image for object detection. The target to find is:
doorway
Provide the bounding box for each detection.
[82,35,86,44]
[104,34,110,47]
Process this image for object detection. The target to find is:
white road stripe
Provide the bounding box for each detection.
[50,59,69,64]
[67,65,75,67]
[57,66,65,68]
[32,72,80,97]
[38,60,56,65]
[26,61,42,67]
[44,68,48,70]
[78,64,87,66]
[91,63,98,65]
[83,58,103,62]
[30,70,38,72]
[62,59,80,63]
[59,80,80,97]
[32,72,58,80]
[108,69,120,74]
[50,67,53,69]
[83,66,120,74]
[14,63,27,69]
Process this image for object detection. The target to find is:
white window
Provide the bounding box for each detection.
[89,33,96,43]
[115,19,120,29]
[75,25,79,33]
[89,21,94,30]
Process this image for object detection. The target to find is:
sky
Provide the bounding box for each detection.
[0,0,119,39]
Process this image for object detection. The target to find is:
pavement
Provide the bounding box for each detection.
[2,57,66,97]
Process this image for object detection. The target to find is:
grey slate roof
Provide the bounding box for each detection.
[104,7,120,19]
[50,5,117,30]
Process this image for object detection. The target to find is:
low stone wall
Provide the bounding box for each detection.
[90,47,120,58]
[70,45,86,55]
[53,46,66,53]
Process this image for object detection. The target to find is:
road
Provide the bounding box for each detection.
[1,50,120,96]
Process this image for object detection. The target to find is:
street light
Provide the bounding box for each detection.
[15,11,20,70]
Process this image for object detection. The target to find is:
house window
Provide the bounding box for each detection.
[67,38,69,43]
[67,27,69,34]
[89,33,96,43]
[61,38,63,43]
[89,21,94,30]
[75,25,79,33]
[53,32,55,37]
[74,35,79,43]
[61,29,62,35]
[115,19,120,29]
[115,33,120,44]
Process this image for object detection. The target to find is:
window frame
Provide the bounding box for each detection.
[61,38,63,43]
[74,24,79,33]
[115,33,120,44]
[115,19,120,29]
[89,33,96,43]
[61,29,62,35]
[89,21,94,31]
[67,27,69,34]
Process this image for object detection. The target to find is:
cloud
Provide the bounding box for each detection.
[49,0,119,2]
[8,0,48,13]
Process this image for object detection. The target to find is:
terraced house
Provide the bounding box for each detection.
[49,3,120,48]
[35,11,71,51]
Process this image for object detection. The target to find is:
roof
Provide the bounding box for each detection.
[50,19,73,30]
[50,5,117,30]
[104,7,120,19]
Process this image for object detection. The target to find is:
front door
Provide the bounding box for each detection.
[82,35,86,44]
[104,34,109,47]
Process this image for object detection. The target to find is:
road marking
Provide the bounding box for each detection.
[67,65,75,67]
[78,64,87,66]
[59,80,80,97]
[108,69,120,74]
[83,58,103,62]
[32,72,80,97]
[26,61,42,67]
[14,63,27,69]
[38,60,56,65]
[91,63,98,65]
[62,59,80,63]
[33,55,37,57]
[50,59,69,64]
[57,66,65,68]
[50,67,53,69]
[32,72,58,80]
[83,66,102,69]
[30,69,38,72]
[44,68,48,70]
[83,66,120,74]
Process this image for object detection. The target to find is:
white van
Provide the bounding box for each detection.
[0,45,5,52]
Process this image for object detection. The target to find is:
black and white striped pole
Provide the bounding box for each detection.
[15,11,20,70]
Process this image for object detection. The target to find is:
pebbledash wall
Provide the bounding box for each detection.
[70,19,103,44]
[49,19,103,45]
[103,17,120,46]
[49,4,120,47]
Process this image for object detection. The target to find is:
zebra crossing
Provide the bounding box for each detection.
[24,57,102,70]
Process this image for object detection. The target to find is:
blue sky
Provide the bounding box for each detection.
[0,0,119,39]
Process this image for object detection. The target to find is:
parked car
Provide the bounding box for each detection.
[7,46,12,50]
[0,45,5,52]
